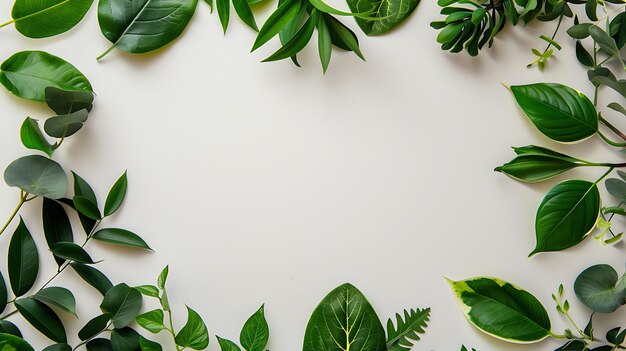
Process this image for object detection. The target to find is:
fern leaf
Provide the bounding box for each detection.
[385,308,431,351]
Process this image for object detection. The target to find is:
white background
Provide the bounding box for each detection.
[0,1,625,350]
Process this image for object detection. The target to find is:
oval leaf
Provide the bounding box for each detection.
[45,87,94,115]
[175,307,209,350]
[240,305,268,351]
[15,298,67,343]
[70,262,113,296]
[8,218,39,297]
[100,283,143,329]
[4,155,67,199]
[104,172,127,217]
[574,264,626,313]
[44,110,89,139]
[73,196,102,220]
[78,313,112,341]
[33,287,77,316]
[92,228,151,250]
[10,0,94,38]
[42,198,73,267]
[52,242,96,264]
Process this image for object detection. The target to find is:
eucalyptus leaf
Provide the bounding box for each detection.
[605,178,626,202]
[20,118,53,157]
[44,110,89,139]
[100,284,143,329]
[70,262,113,296]
[42,198,73,267]
[4,155,67,199]
[317,15,332,73]
[7,0,94,38]
[175,306,209,350]
[347,0,420,35]
[15,298,67,343]
[8,218,39,297]
[240,305,269,351]
[45,86,94,115]
[589,26,625,69]
[33,287,77,316]
[135,285,159,298]
[574,264,626,313]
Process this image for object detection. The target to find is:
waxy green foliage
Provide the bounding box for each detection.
[495,146,587,182]
[4,155,67,199]
[347,0,421,35]
[7,0,94,38]
[574,264,626,313]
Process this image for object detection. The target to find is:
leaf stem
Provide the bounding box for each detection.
[598,131,626,147]
[0,192,28,237]
[0,19,15,29]
[96,45,116,61]
[0,309,18,320]
[599,115,626,142]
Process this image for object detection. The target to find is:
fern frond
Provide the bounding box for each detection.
[385,308,431,351]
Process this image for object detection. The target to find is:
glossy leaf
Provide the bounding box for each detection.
[252,0,301,51]
[45,87,94,115]
[217,337,241,351]
[8,218,39,297]
[86,338,113,351]
[574,264,626,313]
[135,285,159,297]
[448,277,551,343]
[157,266,168,290]
[347,0,420,35]
[303,283,386,351]
[44,110,89,139]
[97,0,199,59]
[100,283,143,329]
[15,298,67,343]
[92,228,151,250]
[0,333,34,351]
[240,305,268,351]
[104,172,128,217]
[20,118,53,157]
[0,51,93,102]
[42,198,73,267]
[139,337,162,351]
[136,309,165,334]
[325,14,364,59]
[263,11,317,62]
[532,180,600,255]
[73,196,102,220]
[42,344,72,351]
[9,0,94,38]
[232,0,258,31]
[510,83,598,143]
[71,172,97,233]
[79,314,112,341]
[33,287,77,316]
[216,0,230,32]
[52,242,96,264]
[175,307,209,350]
[110,327,141,351]
[0,321,22,338]
[317,15,332,73]
[70,262,113,295]
[4,155,67,199]
[386,308,430,351]
[495,154,580,182]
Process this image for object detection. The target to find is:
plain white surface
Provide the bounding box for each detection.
[0,1,625,350]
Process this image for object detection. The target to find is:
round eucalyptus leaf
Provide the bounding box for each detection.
[448,277,551,343]
[605,178,626,202]
[532,180,600,256]
[10,0,95,38]
[4,155,67,199]
[44,109,89,139]
[574,264,626,313]
[510,83,598,143]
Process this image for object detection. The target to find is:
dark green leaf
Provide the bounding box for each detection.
[324,14,364,59]
[20,117,53,156]
[263,11,317,62]
[240,305,268,351]
[79,314,112,341]
[45,87,94,115]
[42,344,72,351]
[0,51,93,102]
[216,0,230,33]
[585,0,597,21]
[86,338,113,351]
[52,242,96,264]
[347,0,420,35]
[100,284,143,329]
[252,0,301,51]
[71,172,97,233]
[104,172,128,217]
[575,41,594,67]
[92,228,151,250]
[0,333,34,351]
[4,155,67,199]
[44,110,89,139]
[495,153,580,182]
[386,308,430,351]
[42,198,73,267]
[589,26,625,69]
[71,262,113,295]
[567,23,592,39]
[136,309,165,334]
[9,0,94,38]
[15,298,67,343]
[8,218,38,297]
[0,321,21,338]
[303,283,386,351]
[175,307,209,350]
[33,287,77,316]
[216,337,241,351]
[139,337,162,351]
[232,0,258,30]
[110,327,141,351]
[73,196,102,220]
[0,273,6,315]
[574,264,626,313]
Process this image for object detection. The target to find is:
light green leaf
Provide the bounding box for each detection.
[20,118,53,157]
[0,334,34,351]
[574,264,626,313]
[175,307,209,350]
[4,155,67,199]
[100,284,143,329]
[136,309,166,334]
[317,14,332,74]
[135,285,159,298]
[8,0,94,38]
[252,0,301,51]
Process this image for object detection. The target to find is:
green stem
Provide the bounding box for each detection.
[598,131,626,147]
[0,192,28,237]
[96,44,117,61]
[599,115,626,142]
[543,14,564,54]
[166,309,182,351]
[0,19,15,29]
[0,310,18,320]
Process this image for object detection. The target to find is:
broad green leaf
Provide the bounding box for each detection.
[175,307,209,350]
[70,262,113,295]
[240,305,268,351]
[252,0,301,51]
[303,283,386,351]
[263,11,317,62]
[574,264,626,313]
[232,0,258,31]
[44,110,89,139]
[135,285,159,297]
[510,83,598,143]
[216,337,241,351]
[139,337,162,351]
[20,118,53,157]
[8,0,94,38]
[0,51,93,102]
[79,314,112,341]
[532,180,600,255]
[15,298,67,343]
[42,198,73,267]
[85,338,113,351]
[0,334,34,351]
[448,277,551,343]
[110,328,141,351]
[104,172,128,217]
[386,308,430,351]
[100,284,143,329]
[317,15,332,74]
[495,154,580,182]
[0,322,22,337]
[45,86,94,115]
[8,219,39,297]
[73,196,102,220]
[42,344,71,351]
[136,309,166,334]
[347,0,420,35]
[97,0,199,59]
[52,242,96,264]
[157,266,169,290]
[92,228,151,250]
[605,178,626,202]
[4,155,67,199]
[33,287,77,316]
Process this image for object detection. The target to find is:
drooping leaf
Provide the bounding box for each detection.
[8,0,94,38]
[303,283,386,351]
[347,0,420,35]
[97,0,199,59]
[216,0,230,32]
[136,309,165,334]
[448,277,551,343]
[216,337,241,351]
[92,228,151,250]
[240,305,268,351]
[42,198,73,267]
[386,308,430,351]
[252,0,301,51]
[45,87,94,115]
[4,155,67,199]
[510,83,598,143]
[78,314,112,341]
[325,14,364,59]
[263,11,317,62]
[100,284,143,329]
[44,110,89,139]
[532,180,600,255]
[20,117,53,157]
[73,196,102,220]
[232,0,258,31]
[0,334,34,351]
[104,171,127,217]
[574,264,626,313]
[110,327,141,351]
[8,218,39,297]
[15,298,67,343]
[33,287,77,316]
[175,307,210,350]
[52,242,96,264]
[70,262,113,295]
[139,337,162,351]
[0,51,92,102]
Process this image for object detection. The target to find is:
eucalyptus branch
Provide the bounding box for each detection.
[0,191,29,237]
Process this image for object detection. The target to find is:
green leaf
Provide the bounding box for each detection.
[589,25,625,69]
[0,334,34,351]
[605,178,626,202]
[303,283,386,351]
[0,321,21,338]
[532,180,601,255]
[567,23,592,39]
[42,198,73,267]
[104,172,128,217]
[110,328,141,351]
[15,298,67,343]
[8,0,94,38]
[386,308,430,351]
[70,262,113,296]
[0,51,93,102]
[71,172,97,233]
[317,15,332,73]
[135,285,159,297]
[78,314,112,341]
[8,218,38,297]
[33,287,77,316]
[175,307,209,350]
[510,83,598,143]
[574,264,626,313]
[495,151,581,183]
[136,309,165,334]
[100,284,143,329]
[20,118,53,157]
[0,273,6,315]
[347,0,420,35]
[240,305,269,351]
[575,41,594,67]
[45,87,94,115]
[324,14,364,60]
[52,242,96,264]
[44,110,89,139]
[139,337,162,351]
[92,228,151,250]
[4,155,67,199]
[263,11,317,62]
[85,338,113,351]
[157,266,168,290]
[232,0,258,31]
[252,0,301,51]
[448,277,551,343]
[97,0,199,59]
[73,196,102,220]
[216,337,241,351]
[42,344,71,351]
